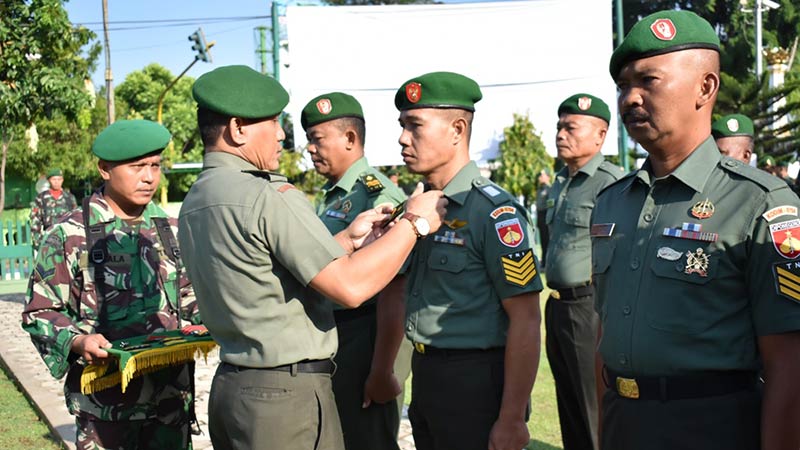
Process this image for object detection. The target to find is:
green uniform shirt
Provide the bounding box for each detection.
[317,157,406,311]
[545,153,622,288]
[179,152,345,368]
[405,162,543,349]
[592,137,800,376]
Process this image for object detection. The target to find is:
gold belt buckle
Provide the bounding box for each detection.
[616,377,640,399]
[414,342,426,354]
[551,290,561,300]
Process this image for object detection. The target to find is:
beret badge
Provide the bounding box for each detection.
[578,96,592,111]
[316,98,332,115]
[650,18,677,41]
[406,82,422,104]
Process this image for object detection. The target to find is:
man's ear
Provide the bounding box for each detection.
[228,117,247,145]
[452,116,468,145]
[345,129,357,150]
[97,160,112,181]
[698,71,719,109]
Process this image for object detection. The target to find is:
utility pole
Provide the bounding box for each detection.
[272,1,281,81]
[743,0,782,80]
[255,26,269,74]
[101,0,115,125]
[615,0,629,172]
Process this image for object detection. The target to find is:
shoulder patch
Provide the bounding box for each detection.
[720,159,788,192]
[773,261,800,304]
[500,248,537,287]
[360,173,385,194]
[495,217,524,248]
[473,177,512,206]
[490,205,517,219]
[763,205,799,222]
[277,184,298,194]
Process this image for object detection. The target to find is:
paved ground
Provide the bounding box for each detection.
[0,291,416,449]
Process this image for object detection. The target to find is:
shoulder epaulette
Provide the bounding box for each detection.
[598,160,625,180]
[597,169,637,198]
[719,158,788,192]
[473,177,511,206]
[241,169,273,180]
[360,172,385,194]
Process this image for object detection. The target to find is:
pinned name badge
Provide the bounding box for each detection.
[496,218,524,248]
[684,248,709,277]
[656,247,682,261]
[590,223,615,237]
[769,218,800,259]
[325,210,347,220]
[690,198,715,219]
[762,205,798,222]
[490,206,516,219]
[650,18,676,41]
[433,231,465,246]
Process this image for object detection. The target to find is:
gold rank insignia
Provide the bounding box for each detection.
[500,249,536,287]
[684,248,709,277]
[444,218,468,229]
[773,261,800,303]
[361,173,385,193]
[690,198,715,219]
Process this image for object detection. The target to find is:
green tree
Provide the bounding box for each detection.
[491,113,553,208]
[0,0,98,214]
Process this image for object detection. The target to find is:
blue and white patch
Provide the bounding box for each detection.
[481,185,501,197]
[325,210,347,219]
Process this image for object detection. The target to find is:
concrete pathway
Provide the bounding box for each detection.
[0,293,415,449]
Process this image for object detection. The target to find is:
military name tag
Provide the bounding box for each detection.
[590,223,615,237]
[500,249,536,287]
[106,253,132,270]
[773,261,800,303]
[325,210,347,219]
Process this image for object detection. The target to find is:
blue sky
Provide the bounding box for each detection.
[65,0,496,90]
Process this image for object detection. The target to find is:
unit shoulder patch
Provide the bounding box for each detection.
[277,184,298,194]
[490,205,516,219]
[500,248,537,287]
[762,205,799,222]
[495,217,524,248]
[773,261,800,304]
[360,173,385,194]
[770,218,800,259]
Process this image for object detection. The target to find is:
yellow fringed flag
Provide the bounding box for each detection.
[80,329,216,395]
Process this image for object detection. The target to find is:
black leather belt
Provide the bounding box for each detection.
[221,359,335,375]
[334,302,377,323]
[412,342,505,357]
[550,284,593,300]
[605,368,758,401]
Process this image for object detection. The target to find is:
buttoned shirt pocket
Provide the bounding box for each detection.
[591,239,615,276]
[646,243,720,334]
[427,245,468,273]
[564,205,592,228]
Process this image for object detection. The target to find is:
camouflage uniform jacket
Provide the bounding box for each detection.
[30,189,78,248]
[21,190,200,422]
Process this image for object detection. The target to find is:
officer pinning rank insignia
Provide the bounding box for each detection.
[496,218,524,247]
[500,248,536,287]
[769,218,800,259]
[773,261,800,303]
[690,198,714,219]
[663,222,718,243]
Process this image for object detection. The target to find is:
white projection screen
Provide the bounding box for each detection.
[285,0,618,167]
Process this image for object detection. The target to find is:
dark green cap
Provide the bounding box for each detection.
[610,10,720,80]
[712,114,754,138]
[46,168,63,178]
[92,120,171,162]
[192,65,289,119]
[558,93,610,124]
[300,92,364,131]
[761,155,776,167]
[395,71,482,112]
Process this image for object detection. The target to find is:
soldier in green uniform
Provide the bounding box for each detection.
[711,113,754,164]
[301,91,412,450]
[593,10,800,450]
[21,120,202,449]
[545,93,621,450]
[395,71,543,450]
[179,65,446,450]
[30,168,78,249]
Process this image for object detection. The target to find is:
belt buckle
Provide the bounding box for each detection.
[414,342,426,354]
[616,377,640,399]
[551,290,561,300]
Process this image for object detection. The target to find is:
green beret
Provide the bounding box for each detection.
[46,168,63,178]
[395,71,482,112]
[92,120,171,162]
[610,10,720,80]
[712,114,754,138]
[300,92,364,131]
[557,93,610,124]
[761,155,776,167]
[192,65,289,119]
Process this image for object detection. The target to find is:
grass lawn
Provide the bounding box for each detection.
[0,365,63,450]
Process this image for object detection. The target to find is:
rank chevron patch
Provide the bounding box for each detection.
[500,249,536,287]
[773,262,800,303]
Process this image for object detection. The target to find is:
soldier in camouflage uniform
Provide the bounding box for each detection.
[30,168,78,249]
[21,120,201,450]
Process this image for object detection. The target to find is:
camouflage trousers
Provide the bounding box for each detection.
[75,416,191,450]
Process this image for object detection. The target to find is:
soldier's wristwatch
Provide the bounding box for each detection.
[401,212,430,238]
